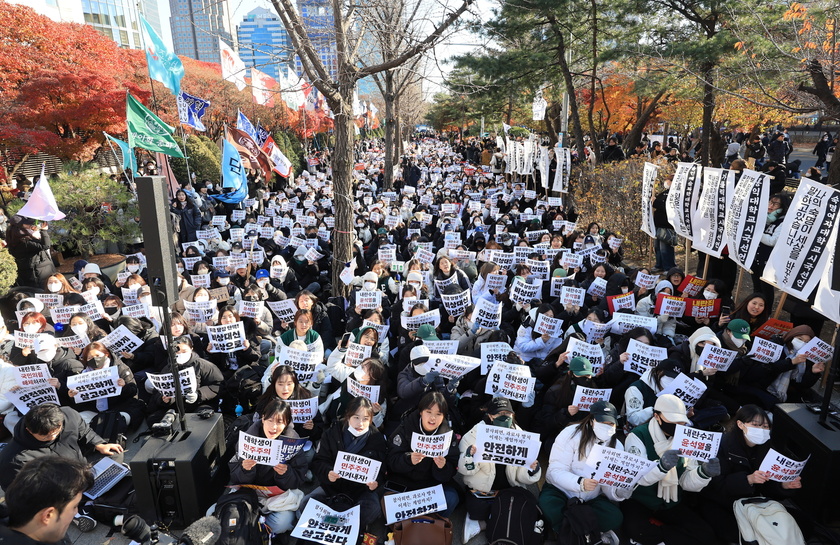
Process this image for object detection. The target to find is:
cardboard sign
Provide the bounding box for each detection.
[383,485,447,525]
[747,337,784,364]
[751,318,794,340]
[625,339,668,375]
[13,364,51,388]
[207,322,247,353]
[147,367,196,398]
[333,451,382,484]
[607,292,636,313]
[696,344,738,372]
[565,337,606,374]
[586,445,657,491]
[238,432,307,466]
[677,275,706,298]
[759,448,809,483]
[357,290,382,310]
[426,355,481,380]
[481,342,511,374]
[672,425,722,462]
[586,277,608,298]
[560,286,586,307]
[7,384,60,415]
[799,337,834,364]
[485,362,535,402]
[346,376,380,403]
[208,287,231,303]
[67,366,121,403]
[572,386,612,411]
[411,430,453,457]
[658,372,707,408]
[473,423,541,467]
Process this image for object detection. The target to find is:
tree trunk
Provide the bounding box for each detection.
[623,90,666,152]
[383,72,396,190]
[700,61,715,167]
[557,44,587,161]
[586,0,600,163]
[331,105,356,298]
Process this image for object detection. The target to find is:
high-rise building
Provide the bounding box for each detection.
[169,0,233,63]
[236,7,291,82]
[297,0,337,79]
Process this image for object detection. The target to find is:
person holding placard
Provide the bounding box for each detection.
[293,291,335,351]
[206,307,261,385]
[265,255,302,302]
[664,267,685,297]
[635,279,677,338]
[278,309,325,366]
[111,317,159,375]
[699,405,804,543]
[458,397,542,543]
[534,357,600,445]
[601,327,657,405]
[68,342,143,428]
[624,359,686,428]
[580,264,613,307]
[540,400,626,544]
[514,305,564,363]
[765,326,825,404]
[150,311,208,368]
[386,391,461,517]
[290,245,322,295]
[305,397,386,528]
[322,358,389,429]
[228,398,307,535]
[62,313,107,355]
[326,326,382,384]
[433,255,471,300]
[257,364,323,456]
[623,395,719,545]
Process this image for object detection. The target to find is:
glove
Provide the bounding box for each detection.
[446,377,461,394]
[422,371,440,385]
[699,457,721,479]
[658,449,681,472]
[315,369,326,383]
[184,392,198,404]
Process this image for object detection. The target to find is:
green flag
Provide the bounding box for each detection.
[126,93,184,158]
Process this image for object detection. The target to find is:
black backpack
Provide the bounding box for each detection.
[89,411,128,449]
[225,365,265,413]
[557,497,601,545]
[487,487,545,545]
[213,489,268,545]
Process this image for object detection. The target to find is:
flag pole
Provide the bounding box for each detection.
[103,133,124,175]
[179,126,194,185]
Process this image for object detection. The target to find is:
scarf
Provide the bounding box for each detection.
[650,419,679,503]
[342,426,370,454]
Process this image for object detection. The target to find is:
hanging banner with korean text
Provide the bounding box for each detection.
[725,169,770,271]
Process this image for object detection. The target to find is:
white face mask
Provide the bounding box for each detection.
[364,282,376,291]
[790,338,806,352]
[414,363,429,375]
[257,279,269,288]
[177,266,185,274]
[127,265,139,273]
[127,283,140,290]
[194,295,210,303]
[660,376,674,389]
[353,366,368,382]
[86,286,101,296]
[71,323,88,336]
[593,422,616,442]
[347,424,367,437]
[47,282,62,293]
[36,348,56,362]
[175,351,191,364]
[744,426,771,445]
[703,290,717,300]
[23,324,40,334]
[621,287,629,294]
[139,296,152,307]
[731,337,746,348]
[218,278,230,286]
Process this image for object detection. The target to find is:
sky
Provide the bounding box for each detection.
[157,0,488,99]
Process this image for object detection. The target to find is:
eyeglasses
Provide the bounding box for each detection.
[262,418,286,427]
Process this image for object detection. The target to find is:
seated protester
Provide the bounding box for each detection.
[226,398,306,536]
[369,259,399,302]
[123,254,148,283]
[0,403,124,490]
[326,326,382,384]
[472,262,502,302]
[241,283,273,339]
[230,263,255,293]
[395,307,437,370]
[432,254,471,300]
[514,305,564,364]
[112,317,159,374]
[728,292,770,333]
[349,309,390,364]
[136,286,164,331]
[393,344,458,426]
[9,312,52,366]
[81,263,115,295]
[101,295,124,323]
[580,264,613,308]
[321,358,388,429]
[266,255,302,302]
[459,398,542,543]
[43,272,80,296]
[346,272,385,328]
[184,287,219,336]
[602,232,625,270]
[601,327,656,406]
[150,311,208,370]
[212,270,243,308]
[2,456,94,543]
[144,335,224,424]
[683,278,731,331]
[290,245,322,294]
[539,401,626,542]
[597,272,632,318]
[451,303,495,357]
[304,397,387,528]
[294,291,335,352]
[206,306,261,375]
[386,391,461,517]
[68,342,144,428]
[278,309,325,364]
[534,357,598,445]
[622,395,719,545]
[699,405,804,543]
[624,358,685,429]
[664,267,685,296]
[768,326,825,403]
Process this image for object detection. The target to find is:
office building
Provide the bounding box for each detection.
[236,7,292,82]
[169,0,233,63]
[296,0,337,79]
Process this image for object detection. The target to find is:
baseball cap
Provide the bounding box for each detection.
[255,269,269,280]
[569,357,593,377]
[727,319,751,340]
[416,324,439,341]
[589,400,618,426]
[656,358,684,379]
[377,228,388,235]
[410,344,431,365]
[654,394,688,424]
[486,397,514,415]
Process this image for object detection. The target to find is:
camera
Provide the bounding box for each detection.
[151,409,177,436]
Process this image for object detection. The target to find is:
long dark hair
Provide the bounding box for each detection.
[731,292,770,326]
[573,413,617,460]
[255,364,312,416]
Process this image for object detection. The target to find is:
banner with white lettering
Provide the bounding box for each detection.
[814,218,840,322]
[473,422,541,467]
[411,430,453,457]
[207,322,247,353]
[383,485,446,524]
[724,168,770,271]
[693,168,736,258]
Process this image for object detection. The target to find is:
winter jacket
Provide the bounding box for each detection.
[545,423,626,502]
[8,228,55,289]
[312,421,387,499]
[386,409,459,490]
[228,420,306,491]
[458,421,541,492]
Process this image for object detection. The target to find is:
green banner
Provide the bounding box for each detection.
[126,93,184,158]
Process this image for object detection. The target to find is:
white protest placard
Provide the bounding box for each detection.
[725,168,770,270]
[607,293,636,313]
[191,273,211,289]
[635,272,659,290]
[333,451,382,484]
[383,485,446,525]
[481,342,511,374]
[266,300,297,323]
[526,258,550,281]
[549,276,571,297]
[57,333,90,350]
[207,322,247,353]
[799,336,834,364]
[67,366,121,403]
[696,344,738,372]
[122,303,151,319]
[473,423,541,467]
[572,387,612,411]
[7,384,60,415]
[14,331,37,349]
[586,445,657,491]
[672,425,722,462]
[357,290,382,310]
[346,376,380,403]
[238,432,307,466]
[610,314,658,336]
[653,294,686,318]
[401,308,441,331]
[427,355,481,380]
[424,340,459,355]
[339,265,355,285]
[560,286,586,307]
[566,337,606,374]
[80,301,106,321]
[50,305,76,325]
[147,367,196,397]
[101,325,143,354]
[184,300,216,323]
[747,337,785,364]
[666,162,702,241]
[759,448,809,483]
[34,293,63,309]
[441,290,471,316]
[344,342,372,368]
[509,277,541,306]
[658,372,707,408]
[693,167,736,258]
[275,344,321,382]
[415,248,435,264]
[13,364,51,388]
[625,339,668,375]
[303,247,324,263]
[286,397,319,423]
[237,300,264,319]
[485,273,508,292]
[587,277,608,298]
[533,313,563,337]
[485,362,535,403]
[640,162,658,238]
[580,319,611,343]
[562,252,584,270]
[361,320,389,342]
[411,430,453,457]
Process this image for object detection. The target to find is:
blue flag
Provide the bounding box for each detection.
[212,139,248,203]
[237,110,259,143]
[256,123,271,147]
[140,16,184,96]
[103,132,137,174]
[177,91,210,131]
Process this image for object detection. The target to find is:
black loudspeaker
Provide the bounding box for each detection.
[135,176,179,305]
[772,403,840,523]
[130,413,228,528]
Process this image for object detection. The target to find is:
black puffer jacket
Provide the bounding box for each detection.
[386,409,458,490]
[228,420,307,490]
[312,421,387,500]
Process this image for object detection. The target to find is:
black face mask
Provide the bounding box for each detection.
[658,419,677,437]
[694,344,705,356]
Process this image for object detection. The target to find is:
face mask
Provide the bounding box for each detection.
[492,415,513,428]
[71,323,88,336]
[731,337,746,348]
[218,278,230,286]
[364,282,376,291]
[257,279,269,288]
[175,351,191,364]
[414,363,429,375]
[694,344,706,356]
[47,282,62,293]
[139,296,152,306]
[194,295,210,303]
[660,376,674,389]
[127,265,139,273]
[177,266,185,274]
[353,367,368,382]
[89,355,109,369]
[703,290,717,300]
[347,424,367,437]
[37,348,56,362]
[790,338,806,352]
[744,426,771,445]
[593,422,616,441]
[197,269,209,275]
[621,287,629,294]
[86,286,101,296]
[127,283,140,290]
[23,324,40,334]
[658,419,677,437]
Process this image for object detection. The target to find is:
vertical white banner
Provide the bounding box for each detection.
[640,162,659,238]
[724,169,770,271]
[693,168,736,258]
[665,162,701,241]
